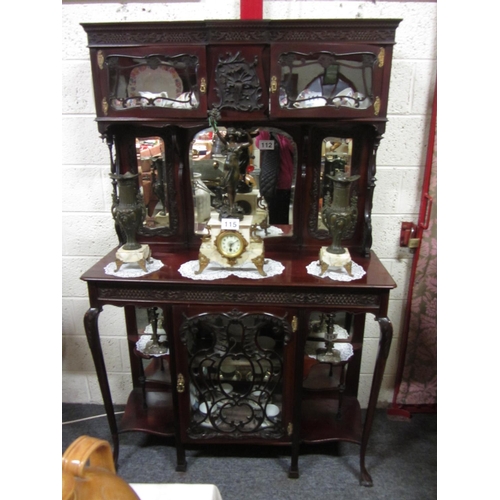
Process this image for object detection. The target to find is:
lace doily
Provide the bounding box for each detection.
[135,334,169,357]
[255,226,283,238]
[306,260,366,281]
[305,340,354,362]
[178,259,284,280]
[104,258,164,278]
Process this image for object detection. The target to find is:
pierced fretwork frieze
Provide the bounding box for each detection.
[97,287,380,307]
[270,28,397,43]
[87,30,207,46]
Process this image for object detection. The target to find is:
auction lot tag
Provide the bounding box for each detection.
[221,218,240,230]
[259,140,275,150]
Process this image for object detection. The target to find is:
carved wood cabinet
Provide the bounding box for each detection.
[80,19,400,486]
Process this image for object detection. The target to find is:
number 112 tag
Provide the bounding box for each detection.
[259,140,275,150]
[221,218,240,230]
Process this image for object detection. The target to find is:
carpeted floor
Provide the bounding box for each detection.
[62,403,436,500]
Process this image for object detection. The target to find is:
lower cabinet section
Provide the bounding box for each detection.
[116,305,367,470]
[82,250,394,485]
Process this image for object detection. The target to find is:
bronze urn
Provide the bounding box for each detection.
[321,169,360,254]
[110,172,146,251]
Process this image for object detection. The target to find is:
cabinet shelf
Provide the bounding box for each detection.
[119,388,175,437]
[300,395,362,444]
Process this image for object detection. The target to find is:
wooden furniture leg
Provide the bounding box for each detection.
[84,307,120,466]
[359,316,393,486]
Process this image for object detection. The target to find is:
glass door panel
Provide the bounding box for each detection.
[270,44,383,119]
[178,310,293,440]
[96,47,207,117]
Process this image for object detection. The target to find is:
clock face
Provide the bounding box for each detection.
[216,231,247,259]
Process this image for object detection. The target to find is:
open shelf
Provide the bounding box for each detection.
[300,395,362,444]
[119,388,175,437]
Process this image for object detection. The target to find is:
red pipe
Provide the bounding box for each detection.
[240,0,263,19]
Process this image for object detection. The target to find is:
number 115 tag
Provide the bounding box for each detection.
[221,218,240,230]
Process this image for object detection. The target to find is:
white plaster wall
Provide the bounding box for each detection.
[62,1,437,408]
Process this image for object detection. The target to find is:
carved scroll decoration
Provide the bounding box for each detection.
[213,52,263,112]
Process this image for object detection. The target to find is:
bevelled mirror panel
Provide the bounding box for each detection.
[317,136,353,233]
[136,137,170,229]
[190,127,297,238]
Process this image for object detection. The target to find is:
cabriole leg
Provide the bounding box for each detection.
[84,307,120,466]
[359,316,393,486]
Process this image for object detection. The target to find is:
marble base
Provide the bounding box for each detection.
[196,217,266,276]
[115,244,151,272]
[197,240,266,276]
[319,247,353,276]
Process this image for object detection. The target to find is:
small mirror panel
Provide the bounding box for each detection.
[190,127,297,238]
[317,137,353,232]
[136,136,170,229]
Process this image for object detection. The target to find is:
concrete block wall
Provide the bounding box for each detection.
[62,1,437,408]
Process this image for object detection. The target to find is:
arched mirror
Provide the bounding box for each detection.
[190,127,297,238]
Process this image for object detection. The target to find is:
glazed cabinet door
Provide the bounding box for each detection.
[172,305,298,444]
[89,46,208,119]
[269,43,389,120]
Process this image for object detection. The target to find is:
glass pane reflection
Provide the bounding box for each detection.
[278,51,375,110]
[106,54,200,111]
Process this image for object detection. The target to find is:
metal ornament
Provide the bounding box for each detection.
[110,172,146,251]
[143,307,168,356]
[321,169,360,255]
[110,172,151,272]
[316,313,341,363]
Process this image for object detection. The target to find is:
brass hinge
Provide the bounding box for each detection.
[101,97,108,116]
[177,373,185,393]
[287,422,293,436]
[97,50,105,70]
[291,316,298,333]
[378,48,385,68]
[200,77,207,94]
[373,96,381,116]
[270,76,278,93]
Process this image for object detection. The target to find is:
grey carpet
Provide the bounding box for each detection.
[62,403,436,500]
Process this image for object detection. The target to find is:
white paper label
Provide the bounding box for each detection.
[259,140,275,150]
[221,218,240,230]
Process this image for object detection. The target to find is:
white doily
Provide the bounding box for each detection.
[104,258,164,278]
[305,341,354,362]
[178,259,285,280]
[255,226,284,238]
[306,260,366,281]
[135,334,169,357]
